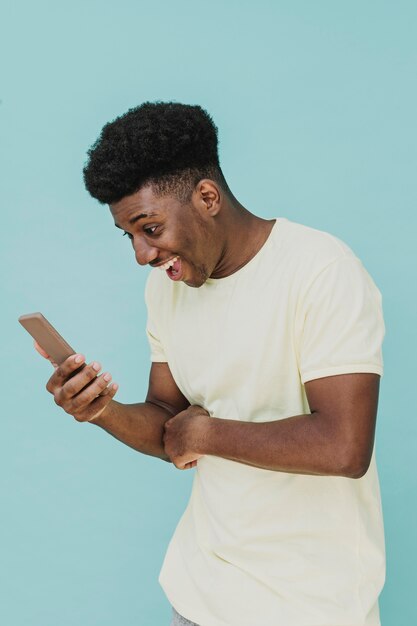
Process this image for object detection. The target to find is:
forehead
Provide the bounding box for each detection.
[109,185,182,225]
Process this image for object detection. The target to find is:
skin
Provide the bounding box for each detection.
[110,182,276,287]
[38,179,381,477]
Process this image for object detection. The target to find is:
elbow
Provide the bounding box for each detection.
[345,462,370,479]
[337,449,372,479]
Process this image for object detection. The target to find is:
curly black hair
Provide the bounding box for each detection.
[83,101,229,204]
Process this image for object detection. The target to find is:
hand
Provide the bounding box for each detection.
[163,405,211,470]
[35,341,118,422]
[34,340,59,368]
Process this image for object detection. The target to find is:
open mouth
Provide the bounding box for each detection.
[156,256,183,281]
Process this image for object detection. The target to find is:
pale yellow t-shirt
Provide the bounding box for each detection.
[144,217,386,626]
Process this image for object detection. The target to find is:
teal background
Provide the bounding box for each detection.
[1,1,416,624]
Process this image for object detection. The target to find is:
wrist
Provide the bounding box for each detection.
[199,414,220,456]
[88,399,121,425]
[200,417,249,460]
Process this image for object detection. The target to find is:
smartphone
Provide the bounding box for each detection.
[19,313,110,397]
[18,312,78,365]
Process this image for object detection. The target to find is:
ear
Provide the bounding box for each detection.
[192,179,221,217]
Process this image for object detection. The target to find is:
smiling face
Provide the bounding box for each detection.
[109,183,224,288]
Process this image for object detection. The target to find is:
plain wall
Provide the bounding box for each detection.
[1,1,416,624]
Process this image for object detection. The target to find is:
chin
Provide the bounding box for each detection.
[181,263,211,288]
[184,278,205,288]
[184,272,208,288]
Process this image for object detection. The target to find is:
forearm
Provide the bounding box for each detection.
[90,399,174,461]
[202,412,364,478]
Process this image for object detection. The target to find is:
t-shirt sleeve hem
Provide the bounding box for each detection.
[301,363,383,384]
[150,357,168,363]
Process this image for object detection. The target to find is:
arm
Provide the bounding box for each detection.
[163,373,380,478]
[38,339,190,462]
[93,362,190,460]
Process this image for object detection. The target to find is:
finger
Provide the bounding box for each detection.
[77,383,119,422]
[58,361,104,400]
[65,375,111,403]
[47,354,89,393]
[66,371,114,411]
[47,353,87,390]
[95,384,113,398]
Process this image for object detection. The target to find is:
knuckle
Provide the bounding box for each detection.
[87,366,98,379]
[75,414,89,423]
[63,381,76,397]
[55,365,65,380]
[66,356,80,370]
[53,393,62,407]
[71,395,84,411]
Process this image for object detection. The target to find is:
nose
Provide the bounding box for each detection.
[132,237,159,266]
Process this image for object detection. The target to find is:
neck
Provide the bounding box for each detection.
[210,200,275,279]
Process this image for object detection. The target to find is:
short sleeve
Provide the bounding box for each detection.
[297,255,385,384]
[144,272,168,363]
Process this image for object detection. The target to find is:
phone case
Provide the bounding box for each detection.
[18,312,76,365]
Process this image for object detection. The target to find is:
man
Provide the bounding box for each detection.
[37,102,386,626]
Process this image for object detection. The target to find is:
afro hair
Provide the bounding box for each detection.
[83,101,228,204]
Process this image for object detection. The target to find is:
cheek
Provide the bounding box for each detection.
[180,228,213,275]
[180,233,198,260]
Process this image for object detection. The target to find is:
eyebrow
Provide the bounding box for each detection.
[114,212,158,229]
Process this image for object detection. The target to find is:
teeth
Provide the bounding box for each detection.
[158,256,178,270]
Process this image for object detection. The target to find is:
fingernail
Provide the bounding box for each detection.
[75,355,84,364]
[92,362,101,372]
[112,383,118,391]
[103,373,111,382]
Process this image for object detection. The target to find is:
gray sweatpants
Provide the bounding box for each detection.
[170,606,200,626]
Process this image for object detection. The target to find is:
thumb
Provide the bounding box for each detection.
[34,340,49,359]
[33,340,59,369]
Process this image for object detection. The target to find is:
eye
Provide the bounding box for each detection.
[122,231,133,240]
[144,226,158,235]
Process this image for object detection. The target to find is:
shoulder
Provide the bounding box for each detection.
[280,220,384,311]
[276,218,359,278]
[281,218,356,259]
